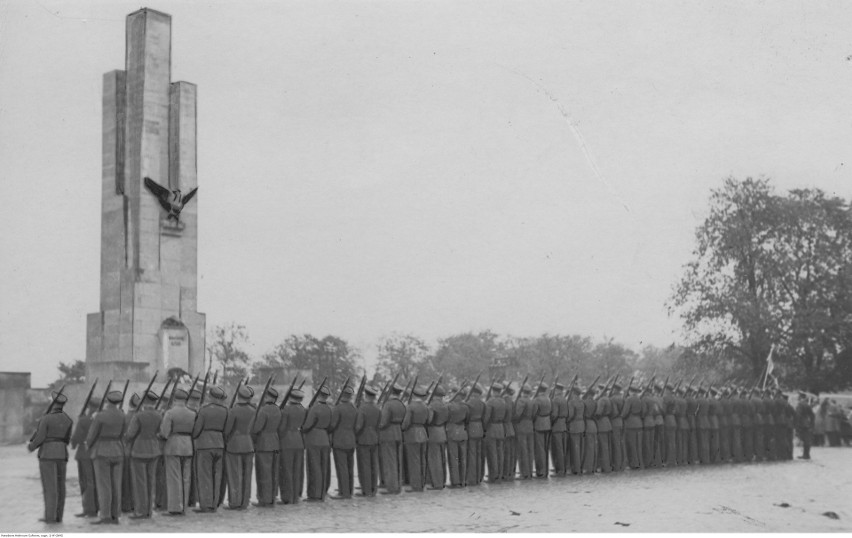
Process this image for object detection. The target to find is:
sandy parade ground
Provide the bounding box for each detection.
[0,443,849,533]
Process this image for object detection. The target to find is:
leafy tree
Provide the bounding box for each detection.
[264,334,360,392]
[376,333,432,380]
[207,323,252,384]
[49,359,86,389]
[670,177,852,391]
[431,331,505,384]
[507,334,594,382]
[589,338,637,381]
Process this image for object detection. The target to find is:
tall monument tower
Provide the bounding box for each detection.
[86,8,205,382]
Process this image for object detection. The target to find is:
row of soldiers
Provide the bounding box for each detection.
[29,373,801,524]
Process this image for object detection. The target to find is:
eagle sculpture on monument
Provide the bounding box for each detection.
[144,177,198,223]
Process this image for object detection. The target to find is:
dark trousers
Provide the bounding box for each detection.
[333,448,355,497]
[597,432,612,473]
[130,457,158,517]
[533,431,550,477]
[356,444,379,496]
[306,445,330,500]
[653,425,664,467]
[121,455,133,512]
[710,428,720,463]
[719,426,731,462]
[187,453,197,508]
[697,429,710,464]
[195,449,223,511]
[225,452,253,508]
[798,429,812,459]
[502,436,516,480]
[379,441,402,492]
[582,432,597,473]
[165,455,192,514]
[742,426,754,462]
[731,427,743,463]
[93,456,122,521]
[77,459,98,516]
[426,442,446,488]
[625,428,642,469]
[404,442,427,491]
[39,460,66,523]
[155,457,167,509]
[642,427,655,468]
[688,428,699,464]
[516,433,534,478]
[446,440,467,486]
[611,428,625,472]
[664,427,677,466]
[255,451,279,505]
[568,433,584,474]
[466,438,483,485]
[753,426,764,461]
[279,448,304,504]
[550,432,567,476]
[484,437,504,482]
[677,428,689,465]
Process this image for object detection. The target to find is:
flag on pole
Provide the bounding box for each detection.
[762,344,776,390]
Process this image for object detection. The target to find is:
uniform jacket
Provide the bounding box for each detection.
[160,405,196,457]
[354,401,381,446]
[252,403,282,452]
[567,398,586,434]
[663,394,678,428]
[514,397,535,435]
[583,397,598,434]
[71,414,93,461]
[330,401,357,449]
[279,402,307,450]
[641,397,656,428]
[483,397,506,439]
[446,400,469,442]
[28,409,72,460]
[708,398,720,429]
[125,409,163,458]
[696,398,710,429]
[653,396,665,426]
[224,402,255,454]
[465,397,486,440]
[86,406,126,459]
[532,396,552,432]
[610,395,624,430]
[795,401,815,431]
[621,395,643,429]
[502,396,516,437]
[427,400,449,443]
[192,403,228,450]
[550,396,568,433]
[676,396,689,430]
[302,401,332,447]
[685,397,699,429]
[401,400,429,444]
[595,396,613,433]
[378,397,405,443]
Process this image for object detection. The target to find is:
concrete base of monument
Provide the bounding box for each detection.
[2,445,848,532]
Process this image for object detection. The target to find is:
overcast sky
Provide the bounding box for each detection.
[2,0,852,386]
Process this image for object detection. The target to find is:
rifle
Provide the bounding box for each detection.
[279,376,300,409]
[354,375,368,407]
[639,375,657,398]
[165,375,180,410]
[533,373,546,399]
[230,377,244,409]
[399,378,414,404]
[97,380,113,412]
[594,375,615,401]
[622,375,635,396]
[378,371,401,406]
[187,372,201,399]
[29,384,67,442]
[155,378,172,410]
[307,377,328,409]
[79,379,99,418]
[427,374,445,405]
[253,375,276,425]
[119,379,130,410]
[512,374,528,404]
[406,376,419,404]
[199,368,211,407]
[549,375,561,401]
[606,374,621,397]
[450,380,470,402]
[660,375,670,396]
[565,374,579,400]
[581,375,601,399]
[335,376,352,405]
[298,378,307,390]
[134,371,159,412]
[212,370,218,385]
[465,372,483,403]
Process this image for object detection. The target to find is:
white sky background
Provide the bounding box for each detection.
[2,0,852,386]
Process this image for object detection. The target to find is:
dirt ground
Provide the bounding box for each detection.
[1,444,849,533]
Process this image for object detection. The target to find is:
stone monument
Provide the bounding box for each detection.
[86,8,205,382]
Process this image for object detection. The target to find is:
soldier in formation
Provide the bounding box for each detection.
[32,373,801,526]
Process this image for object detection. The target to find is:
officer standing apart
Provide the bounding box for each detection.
[29,391,73,524]
[795,391,815,460]
[86,390,126,525]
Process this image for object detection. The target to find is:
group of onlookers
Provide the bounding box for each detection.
[810,398,851,447]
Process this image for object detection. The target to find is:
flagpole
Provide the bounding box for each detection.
[761,344,775,391]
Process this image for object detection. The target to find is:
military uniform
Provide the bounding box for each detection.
[621,387,643,469]
[426,386,448,489]
[160,388,196,515]
[278,389,307,504]
[640,394,656,468]
[483,383,507,483]
[445,392,469,487]
[794,392,815,459]
[355,387,381,496]
[70,399,99,517]
[224,386,255,509]
[662,386,678,466]
[514,388,535,479]
[330,387,357,498]
[28,393,73,524]
[125,391,163,518]
[86,391,126,524]
[192,386,228,512]
[582,391,598,474]
[685,391,700,464]
[675,389,689,465]
[302,386,332,501]
[121,396,137,513]
[567,387,586,474]
[708,390,721,463]
[695,390,711,464]
[252,387,282,506]
[185,389,202,509]
[379,387,406,493]
[464,384,486,486]
[402,387,430,491]
[531,385,552,478]
[609,386,626,472]
[549,385,568,477]
[595,386,613,473]
[501,387,517,480]
[741,392,756,462]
